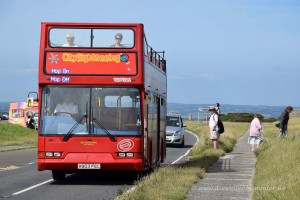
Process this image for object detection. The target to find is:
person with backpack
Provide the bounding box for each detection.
[208,106,220,149]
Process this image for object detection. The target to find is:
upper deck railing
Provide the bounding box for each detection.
[144,35,166,73]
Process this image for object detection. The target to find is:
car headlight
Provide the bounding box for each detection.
[174,131,180,136]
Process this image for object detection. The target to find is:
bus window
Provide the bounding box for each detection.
[41,87,90,135]
[49,28,91,47]
[12,109,23,118]
[92,87,141,135]
[93,29,134,48]
[49,28,134,48]
[104,96,133,107]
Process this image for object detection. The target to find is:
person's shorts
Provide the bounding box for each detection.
[248,136,262,145]
[210,128,219,140]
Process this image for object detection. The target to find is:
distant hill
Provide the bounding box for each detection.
[0,102,10,112]
[1,101,296,119]
[167,102,297,119]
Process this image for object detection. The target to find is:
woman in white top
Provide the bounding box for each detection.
[208,106,219,149]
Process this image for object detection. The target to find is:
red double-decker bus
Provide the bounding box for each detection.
[37,22,167,180]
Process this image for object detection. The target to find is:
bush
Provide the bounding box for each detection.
[221,113,264,122]
[262,117,278,123]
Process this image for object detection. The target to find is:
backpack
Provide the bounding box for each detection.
[218,119,224,134]
[213,114,224,134]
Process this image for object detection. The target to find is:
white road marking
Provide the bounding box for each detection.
[171,131,199,165]
[12,179,53,195]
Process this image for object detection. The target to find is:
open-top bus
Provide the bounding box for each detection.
[37,22,167,180]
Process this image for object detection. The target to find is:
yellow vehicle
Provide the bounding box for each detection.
[8,92,38,129]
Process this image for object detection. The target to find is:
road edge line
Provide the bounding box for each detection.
[12,179,53,195]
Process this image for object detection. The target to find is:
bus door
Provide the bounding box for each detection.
[147,94,160,166]
[156,96,161,163]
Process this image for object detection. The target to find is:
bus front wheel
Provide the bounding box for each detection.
[52,170,66,181]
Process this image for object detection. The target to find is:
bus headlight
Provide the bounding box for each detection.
[45,152,53,157]
[126,153,134,157]
[118,152,134,157]
[45,152,62,157]
[53,152,62,157]
[118,152,126,157]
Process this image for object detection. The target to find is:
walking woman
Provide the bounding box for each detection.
[278,106,293,138]
[248,114,263,152]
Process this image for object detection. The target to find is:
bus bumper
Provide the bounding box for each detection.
[38,153,143,171]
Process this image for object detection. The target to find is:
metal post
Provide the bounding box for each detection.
[197,108,201,126]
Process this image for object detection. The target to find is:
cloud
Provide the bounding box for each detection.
[169,72,216,80]
[169,72,192,80]
[2,68,38,75]
[198,73,216,80]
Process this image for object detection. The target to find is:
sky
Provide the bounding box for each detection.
[1,0,300,106]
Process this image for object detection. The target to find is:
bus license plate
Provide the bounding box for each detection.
[78,164,101,169]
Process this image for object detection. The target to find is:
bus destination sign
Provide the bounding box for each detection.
[45,52,137,75]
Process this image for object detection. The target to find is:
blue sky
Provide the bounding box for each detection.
[1,0,300,106]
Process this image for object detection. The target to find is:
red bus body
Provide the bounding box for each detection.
[37,22,167,179]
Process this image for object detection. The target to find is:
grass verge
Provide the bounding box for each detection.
[0,123,37,148]
[252,118,300,200]
[118,121,249,200]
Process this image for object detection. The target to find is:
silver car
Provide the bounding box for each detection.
[166,113,186,147]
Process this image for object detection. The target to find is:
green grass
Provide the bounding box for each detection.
[253,118,300,200]
[0,123,37,148]
[118,121,249,200]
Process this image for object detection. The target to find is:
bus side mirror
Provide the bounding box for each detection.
[27,97,34,107]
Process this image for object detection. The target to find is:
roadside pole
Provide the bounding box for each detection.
[197,108,201,125]
[197,107,209,126]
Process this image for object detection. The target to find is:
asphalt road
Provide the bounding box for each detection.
[0,131,198,200]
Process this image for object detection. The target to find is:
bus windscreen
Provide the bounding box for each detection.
[40,86,141,136]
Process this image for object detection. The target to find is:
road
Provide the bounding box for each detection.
[0,132,198,200]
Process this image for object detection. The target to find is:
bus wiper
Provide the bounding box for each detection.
[92,117,116,142]
[63,114,87,142]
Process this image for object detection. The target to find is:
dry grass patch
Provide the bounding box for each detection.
[253,118,300,200]
[119,166,204,200]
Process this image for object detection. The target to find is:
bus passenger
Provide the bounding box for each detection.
[110,33,125,47]
[63,33,78,47]
[54,93,78,116]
